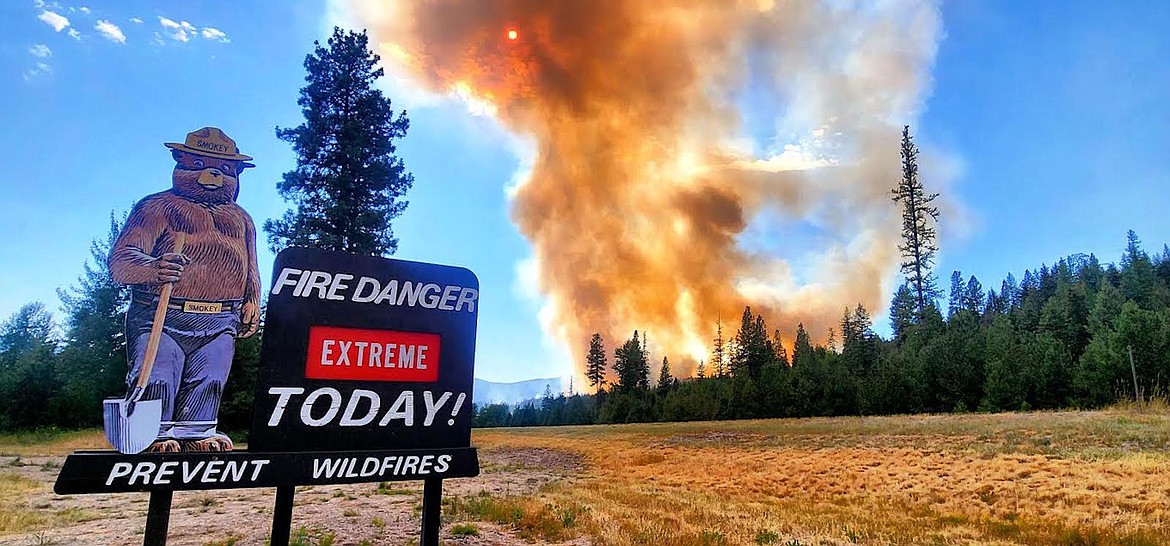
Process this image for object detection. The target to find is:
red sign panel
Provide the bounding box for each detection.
[305,325,441,383]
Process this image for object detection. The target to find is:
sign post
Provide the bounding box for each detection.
[55,246,482,545]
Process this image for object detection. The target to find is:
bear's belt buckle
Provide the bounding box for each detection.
[182,301,223,314]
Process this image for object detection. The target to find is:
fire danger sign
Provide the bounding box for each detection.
[247,247,480,453]
[305,325,441,383]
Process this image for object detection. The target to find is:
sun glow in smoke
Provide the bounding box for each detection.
[339,0,944,383]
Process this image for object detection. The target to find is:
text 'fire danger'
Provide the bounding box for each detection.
[271,268,477,313]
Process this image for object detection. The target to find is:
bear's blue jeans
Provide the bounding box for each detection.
[124,293,240,441]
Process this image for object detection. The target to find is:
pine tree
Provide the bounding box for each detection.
[657,356,673,390]
[843,304,878,373]
[732,307,772,377]
[1121,230,1157,309]
[843,304,873,348]
[696,359,706,379]
[712,317,726,378]
[1054,258,1075,286]
[891,125,942,316]
[793,323,813,368]
[827,327,838,353]
[889,283,917,340]
[1040,283,1090,359]
[964,275,985,314]
[984,289,1004,317]
[841,308,857,347]
[1000,273,1019,310]
[541,384,555,416]
[1038,264,1057,301]
[0,303,60,428]
[0,303,55,358]
[53,212,131,425]
[265,27,414,256]
[1019,270,1035,308]
[772,329,789,366]
[1156,244,1170,284]
[1079,254,1104,289]
[948,271,965,317]
[585,333,607,392]
[639,331,651,389]
[613,331,649,392]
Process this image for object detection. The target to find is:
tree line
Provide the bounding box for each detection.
[471,229,1170,427]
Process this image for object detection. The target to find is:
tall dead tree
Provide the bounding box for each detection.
[891,125,941,316]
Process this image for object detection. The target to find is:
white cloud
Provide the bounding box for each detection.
[67,28,80,39]
[95,20,125,44]
[152,32,165,46]
[28,44,52,58]
[158,16,196,42]
[37,9,70,32]
[156,15,230,44]
[23,62,52,81]
[200,27,229,42]
[78,6,90,13]
[34,0,45,8]
[130,17,143,24]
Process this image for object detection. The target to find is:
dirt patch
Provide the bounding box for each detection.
[661,430,767,447]
[0,447,586,546]
[478,446,587,474]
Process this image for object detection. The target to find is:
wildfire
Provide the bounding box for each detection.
[340,0,944,382]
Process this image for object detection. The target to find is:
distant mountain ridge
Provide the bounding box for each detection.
[473,377,562,406]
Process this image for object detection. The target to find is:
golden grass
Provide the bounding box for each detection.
[443,490,586,542]
[0,429,109,457]
[471,409,1170,545]
[0,428,255,457]
[0,472,98,534]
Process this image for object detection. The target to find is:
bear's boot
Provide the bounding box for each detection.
[146,439,182,453]
[182,433,233,452]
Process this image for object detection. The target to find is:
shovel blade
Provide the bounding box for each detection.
[103,398,162,454]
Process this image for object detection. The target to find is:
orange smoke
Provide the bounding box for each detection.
[338,0,942,381]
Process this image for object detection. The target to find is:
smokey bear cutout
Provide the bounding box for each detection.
[106,127,260,454]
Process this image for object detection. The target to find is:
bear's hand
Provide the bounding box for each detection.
[238,301,260,338]
[154,252,191,284]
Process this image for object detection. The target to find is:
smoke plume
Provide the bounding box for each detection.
[338,0,943,379]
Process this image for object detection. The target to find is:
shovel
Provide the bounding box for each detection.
[104,232,186,454]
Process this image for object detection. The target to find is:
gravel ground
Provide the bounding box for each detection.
[2,446,587,546]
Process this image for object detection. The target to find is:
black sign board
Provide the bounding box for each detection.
[54,246,482,546]
[55,447,479,494]
[247,247,480,452]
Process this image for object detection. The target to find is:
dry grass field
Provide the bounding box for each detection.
[466,406,1170,546]
[1,406,1167,545]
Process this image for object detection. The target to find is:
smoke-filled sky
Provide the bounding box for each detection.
[337,0,945,380]
[2,0,1168,384]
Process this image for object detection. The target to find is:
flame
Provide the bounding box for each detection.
[340,0,944,382]
[450,80,498,117]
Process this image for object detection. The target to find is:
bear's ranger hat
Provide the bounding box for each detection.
[165,127,253,162]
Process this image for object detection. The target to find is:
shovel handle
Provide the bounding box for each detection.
[135,231,186,390]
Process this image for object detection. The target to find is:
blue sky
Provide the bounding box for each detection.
[1,1,1167,383]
